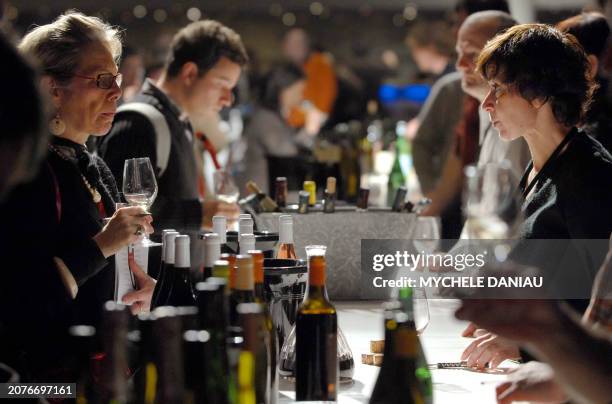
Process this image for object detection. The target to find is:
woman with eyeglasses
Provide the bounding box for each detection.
[0,12,155,381]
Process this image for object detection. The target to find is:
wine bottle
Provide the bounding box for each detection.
[203,233,221,280]
[213,216,233,254]
[369,311,426,404]
[131,312,157,404]
[152,228,176,280]
[237,351,256,404]
[295,248,338,401]
[195,281,231,404]
[238,303,270,404]
[68,325,96,403]
[387,137,407,207]
[229,255,256,333]
[274,177,288,208]
[239,233,256,255]
[247,180,279,212]
[151,231,180,309]
[248,250,278,404]
[221,253,237,296]
[182,329,209,403]
[275,215,297,259]
[99,301,129,403]
[302,181,316,207]
[369,301,401,403]
[398,288,433,403]
[151,306,185,403]
[391,187,408,212]
[164,235,196,307]
[238,216,254,246]
[298,191,309,214]
[323,177,336,213]
[356,187,370,211]
[212,259,230,280]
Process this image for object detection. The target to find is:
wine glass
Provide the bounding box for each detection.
[122,157,161,247]
[463,162,522,239]
[408,216,441,334]
[213,170,240,204]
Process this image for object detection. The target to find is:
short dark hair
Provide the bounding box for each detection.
[455,0,509,14]
[477,23,598,128]
[259,63,305,112]
[165,20,248,78]
[556,12,610,58]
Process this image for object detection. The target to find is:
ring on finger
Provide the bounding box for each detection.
[134,224,144,236]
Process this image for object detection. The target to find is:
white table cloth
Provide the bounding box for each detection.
[278,299,516,403]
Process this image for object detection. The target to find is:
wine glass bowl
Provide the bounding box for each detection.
[122,157,161,247]
[213,170,240,204]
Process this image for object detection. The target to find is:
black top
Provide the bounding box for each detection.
[510,129,612,304]
[98,79,202,233]
[0,137,118,380]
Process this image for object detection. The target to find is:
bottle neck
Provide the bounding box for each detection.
[279,221,293,244]
[306,256,328,301]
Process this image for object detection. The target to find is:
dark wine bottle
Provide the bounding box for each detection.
[68,325,96,403]
[229,255,256,333]
[275,215,297,259]
[248,250,278,404]
[323,177,337,213]
[238,303,270,404]
[99,301,129,403]
[151,306,185,403]
[130,312,158,404]
[213,216,233,254]
[275,177,288,208]
[203,232,221,280]
[164,235,196,307]
[295,250,338,401]
[369,311,426,404]
[151,231,179,309]
[153,228,176,280]
[195,281,232,404]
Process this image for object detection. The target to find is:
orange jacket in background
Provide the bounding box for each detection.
[288,51,338,128]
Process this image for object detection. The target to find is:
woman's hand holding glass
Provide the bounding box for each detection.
[123,157,160,247]
[93,206,153,258]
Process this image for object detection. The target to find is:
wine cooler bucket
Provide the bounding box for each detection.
[263,258,307,349]
[257,211,417,300]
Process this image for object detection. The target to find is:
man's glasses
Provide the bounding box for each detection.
[73,72,123,89]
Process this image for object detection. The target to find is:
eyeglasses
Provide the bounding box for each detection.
[73,72,123,89]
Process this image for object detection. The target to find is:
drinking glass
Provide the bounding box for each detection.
[462,162,522,239]
[213,170,240,204]
[123,157,161,247]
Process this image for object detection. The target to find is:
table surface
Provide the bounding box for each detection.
[278,299,515,403]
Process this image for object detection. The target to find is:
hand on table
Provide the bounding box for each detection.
[461,332,521,369]
[122,250,155,315]
[496,361,567,404]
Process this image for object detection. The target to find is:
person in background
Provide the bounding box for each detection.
[0,31,46,200]
[455,235,612,403]
[282,27,337,135]
[410,0,509,239]
[459,23,612,370]
[118,45,145,104]
[240,63,309,194]
[557,12,612,153]
[405,19,456,80]
[422,11,529,219]
[1,11,154,381]
[99,20,247,237]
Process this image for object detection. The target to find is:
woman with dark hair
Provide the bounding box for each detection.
[241,63,309,193]
[557,12,611,153]
[461,23,612,369]
[0,12,154,381]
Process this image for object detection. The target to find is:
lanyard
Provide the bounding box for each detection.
[519,128,578,198]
